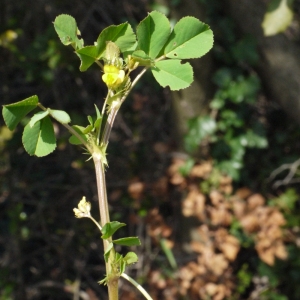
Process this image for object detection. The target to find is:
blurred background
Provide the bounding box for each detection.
[1,0,300,299]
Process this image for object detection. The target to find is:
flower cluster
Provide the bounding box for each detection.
[102,64,125,90]
[73,196,91,218]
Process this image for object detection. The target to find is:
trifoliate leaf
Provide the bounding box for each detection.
[151,59,193,90]
[137,11,170,59]
[29,110,49,128]
[2,95,39,130]
[22,116,56,157]
[164,17,214,59]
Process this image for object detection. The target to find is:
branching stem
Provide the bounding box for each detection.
[121,273,153,300]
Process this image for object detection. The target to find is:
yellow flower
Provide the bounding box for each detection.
[73,196,91,218]
[102,65,125,89]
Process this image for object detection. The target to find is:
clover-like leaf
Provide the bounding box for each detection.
[48,109,71,124]
[2,95,39,130]
[54,14,83,49]
[101,221,126,239]
[137,11,170,59]
[151,59,193,90]
[22,116,56,157]
[76,45,98,71]
[29,110,49,128]
[164,16,213,59]
[124,252,138,265]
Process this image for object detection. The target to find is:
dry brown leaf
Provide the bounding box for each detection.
[161,225,173,238]
[265,225,283,240]
[167,158,186,175]
[219,175,233,194]
[128,181,145,200]
[203,253,229,276]
[274,241,288,260]
[180,263,198,281]
[149,270,167,289]
[182,190,206,217]
[190,162,212,178]
[210,190,225,207]
[205,283,219,296]
[209,206,232,226]
[247,193,265,210]
[190,241,206,254]
[204,283,227,300]
[231,198,247,218]
[170,172,186,186]
[240,214,260,233]
[235,187,252,199]
[256,245,275,265]
[215,229,240,261]
[268,210,286,227]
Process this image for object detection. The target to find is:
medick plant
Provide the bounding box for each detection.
[2,11,213,300]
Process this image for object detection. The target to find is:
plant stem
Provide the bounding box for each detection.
[121,273,153,300]
[89,216,102,232]
[93,153,110,239]
[93,152,119,300]
[93,66,150,299]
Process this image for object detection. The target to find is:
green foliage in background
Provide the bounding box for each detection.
[184,67,267,180]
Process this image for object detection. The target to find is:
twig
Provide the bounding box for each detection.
[268,158,300,188]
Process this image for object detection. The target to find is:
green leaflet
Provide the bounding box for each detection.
[2,95,39,130]
[151,60,193,90]
[124,252,138,265]
[22,116,56,157]
[76,45,98,71]
[164,16,214,59]
[101,221,126,239]
[29,110,49,128]
[96,23,136,59]
[68,125,88,145]
[54,14,83,49]
[137,11,170,59]
[48,109,71,124]
[131,50,153,66]
[112,237,141,246]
